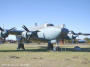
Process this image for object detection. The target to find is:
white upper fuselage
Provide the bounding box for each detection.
[37,26,62,40]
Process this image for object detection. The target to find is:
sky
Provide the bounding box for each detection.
[0,0,90,40]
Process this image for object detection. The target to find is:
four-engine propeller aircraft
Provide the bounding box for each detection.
[0,24,90,51]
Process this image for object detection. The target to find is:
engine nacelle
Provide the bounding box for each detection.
[22,32,32,39]
[0,30,8,38]
[68,32,77,39]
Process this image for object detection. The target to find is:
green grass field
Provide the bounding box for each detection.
[0,43,90,67]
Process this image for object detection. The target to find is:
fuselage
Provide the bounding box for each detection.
[37,27,62,40]
[29,26,64,43]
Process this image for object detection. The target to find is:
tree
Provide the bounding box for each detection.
[84,38,90,43]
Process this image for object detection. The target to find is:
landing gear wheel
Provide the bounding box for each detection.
[48,43,53,50]
[17,43,25,50]
[53,46,60,51]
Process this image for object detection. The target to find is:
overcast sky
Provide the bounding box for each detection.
[0,0,90,40]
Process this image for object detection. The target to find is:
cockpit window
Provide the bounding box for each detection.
[47,24,54,26]
[44,23,54,27]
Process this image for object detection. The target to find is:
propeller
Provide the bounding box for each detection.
[0,27,16,39]
[22,25,30,32]
[8,27,16,31]
[0,27,4,31]
[68,30,90,43]
[22,25,40,33]
[22,25,40,40]
[70,30,76,35]
[67,31,79,43]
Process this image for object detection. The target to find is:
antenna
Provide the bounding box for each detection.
[35,23,38,26]
[60,24,66,28]
[3,24,4,30]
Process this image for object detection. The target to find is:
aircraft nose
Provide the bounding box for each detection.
[61,28,69,36]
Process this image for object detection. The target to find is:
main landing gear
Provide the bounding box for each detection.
[17,43,25,50]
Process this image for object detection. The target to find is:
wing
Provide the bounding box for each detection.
[9,30,23,35]
[0,27,23,39]
[78,33,90,36]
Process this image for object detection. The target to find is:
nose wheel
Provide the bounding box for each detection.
[53,40,60,51]
[47,43,53,50]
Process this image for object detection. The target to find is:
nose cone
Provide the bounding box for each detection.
[60,28,69,38]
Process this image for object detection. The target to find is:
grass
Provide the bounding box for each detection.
[0,43,90,67]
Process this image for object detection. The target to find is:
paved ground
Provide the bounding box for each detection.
[0,43,90,67]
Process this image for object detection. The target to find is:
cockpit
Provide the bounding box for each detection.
[44,23,54,27]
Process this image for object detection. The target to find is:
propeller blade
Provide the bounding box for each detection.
[22,25,29,32]
[8,27,16,32]
[70,31,76,35]
[0,27,4,31]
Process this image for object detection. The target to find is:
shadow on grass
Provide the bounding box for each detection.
[0,47,90,52]
[59,48,90,52]
[0,47,48,52]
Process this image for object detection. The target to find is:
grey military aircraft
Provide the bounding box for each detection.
[0,24,90,50]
